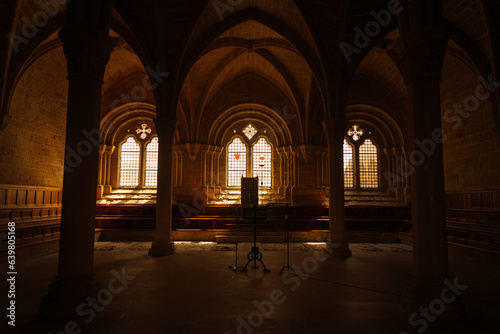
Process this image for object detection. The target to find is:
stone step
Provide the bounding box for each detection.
[215,234,284,243]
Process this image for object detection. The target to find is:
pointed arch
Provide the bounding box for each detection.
[178,8,327,105]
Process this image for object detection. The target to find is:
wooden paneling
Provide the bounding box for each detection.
[446,190,500,210]
[0,184,62,250]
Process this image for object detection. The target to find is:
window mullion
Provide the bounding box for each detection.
[355,145,360,190]
[139,145,145,188]
[248,146,252,177]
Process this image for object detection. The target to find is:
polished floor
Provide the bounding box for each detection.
[7,242,500,334]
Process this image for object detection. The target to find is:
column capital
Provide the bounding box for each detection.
[99,144,106,155]
[208,145,223,154]
[394,30,448,83]
[104,145,115,155]
[59,28,115,82]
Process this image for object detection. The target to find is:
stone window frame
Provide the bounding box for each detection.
[225,134,273,189]
[344,135,380,190]
[118,134,159,189]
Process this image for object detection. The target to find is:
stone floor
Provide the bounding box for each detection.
[6,242,500,334]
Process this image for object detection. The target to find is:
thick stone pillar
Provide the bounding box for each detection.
[149,119,177,256]
[40,28,115,318]
[397,31,462,316]
[323,119,351,257]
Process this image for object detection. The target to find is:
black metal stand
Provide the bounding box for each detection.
[278,203,295,275]
[241,205,270,273]
[228,210,244,271]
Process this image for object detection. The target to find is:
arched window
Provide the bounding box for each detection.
[119,137,141,187]
[144,137,159,188]
[227,137,247,187]
[359,139,378,189]
[252,137,272,187]
[343,139,354,188]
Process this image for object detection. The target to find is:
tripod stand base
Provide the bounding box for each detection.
[241,246,270,273]
[228,265,245,272]
[278,266,295,275]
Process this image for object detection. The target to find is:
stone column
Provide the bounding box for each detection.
[322,119,351,257]
[173,146,184,188]
[276,148,284,197]
[149,119,177,256]
[40,28,115,318]
[96,144,106,199]
[103,145,115,195]
[383,147,392,195]
[396,31,461,316]
[214,146,223,195]
[393,147,404,201]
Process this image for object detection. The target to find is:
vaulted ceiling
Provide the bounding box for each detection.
[1,0,499,142]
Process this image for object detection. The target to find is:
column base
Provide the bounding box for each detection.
[103,185,113,196]
[402,276,466,320]
[326,242,352,258]
[40,276,99,319]
[96,185,104,200]
[149,240,175,257]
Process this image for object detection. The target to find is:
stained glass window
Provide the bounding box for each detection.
[243,124,258,140]
[359,139,378,188]
[343,140,354,188]
[227,137,247,187]
[252,137,272,187]
[144,137,159,188]
[119,137,141,187]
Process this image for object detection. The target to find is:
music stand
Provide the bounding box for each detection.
[241,205,270,273]
[228,212,245,271]
[278,203,295,275]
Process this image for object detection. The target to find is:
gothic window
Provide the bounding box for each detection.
[144,137,159,188]
[343,140,354,189]
[119,137,141,187]
[226,127,274,189]
[359,139,379,189]
[343,126,380,190]
[227,137,247,187]
[252,137,272,187]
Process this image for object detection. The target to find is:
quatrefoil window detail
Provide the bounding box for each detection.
[347,125,364,141]
[136,123,152,140]
[243,123,258,140]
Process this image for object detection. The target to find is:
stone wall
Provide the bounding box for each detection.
[0,48,67,187]
[441,52,500,192]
